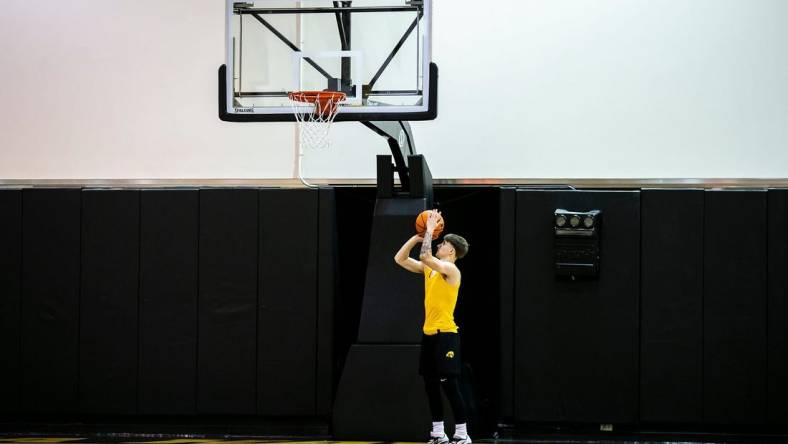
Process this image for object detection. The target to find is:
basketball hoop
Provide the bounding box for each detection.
[289,90,346,150]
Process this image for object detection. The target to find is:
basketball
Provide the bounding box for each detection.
[415,210,444,240]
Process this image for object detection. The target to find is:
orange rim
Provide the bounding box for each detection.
[289,90,346,116]
[288,90,346,102]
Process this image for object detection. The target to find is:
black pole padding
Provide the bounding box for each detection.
[408,154,433,207]
[377,155,394,198]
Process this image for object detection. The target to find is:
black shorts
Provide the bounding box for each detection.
[419,332,461,377]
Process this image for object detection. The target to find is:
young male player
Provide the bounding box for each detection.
[394,210,471,444]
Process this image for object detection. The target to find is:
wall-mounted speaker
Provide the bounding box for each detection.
[554,209,602,280]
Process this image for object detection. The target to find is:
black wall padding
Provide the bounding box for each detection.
[21,188,81,413]
[640,189,703,423]
[197,189,258,414]
[498,187,516,419]
[0,190,22,414]
[138,189,199,414]
[514,190,640,423]
[703,190,767,425]
[333,345,430,440]
[80,189,140,414]
[356,198,427,343]
[768,189,788,425]
[258,188,318,415]
[316,188,337,416]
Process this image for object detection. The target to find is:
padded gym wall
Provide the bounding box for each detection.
[5,185,785,429]
[316,188,337,416]
[197,188,258,414]
[258,188,319,415]
[768,189,788,425]
[703,190,768,425]
[0,190,22,414]
[6,187,334,418]
[80,189,140,414]
[640,189,703,423]
[514,190,641,423]
[138,189,200,414]
[502,188,780,426]
[21,188,82,413]
[498,188,516,420]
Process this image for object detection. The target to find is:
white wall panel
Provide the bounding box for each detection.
[1,0,786,179]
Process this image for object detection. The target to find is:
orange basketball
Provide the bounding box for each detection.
[415,210,444,240]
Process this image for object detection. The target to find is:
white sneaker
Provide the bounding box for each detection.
[427,434,449,444]
[452,435,472,444]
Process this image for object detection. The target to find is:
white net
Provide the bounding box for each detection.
[289,91,346,150]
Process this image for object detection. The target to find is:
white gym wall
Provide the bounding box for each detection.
[1,0,787,180]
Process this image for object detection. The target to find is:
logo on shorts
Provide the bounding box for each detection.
[445,350,455,359]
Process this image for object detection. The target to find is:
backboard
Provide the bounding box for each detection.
[219,0,436,122]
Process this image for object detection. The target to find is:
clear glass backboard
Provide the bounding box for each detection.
[220,0,436,122]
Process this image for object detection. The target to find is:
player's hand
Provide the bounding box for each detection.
[425,209,441,231]
[413,234,425,243]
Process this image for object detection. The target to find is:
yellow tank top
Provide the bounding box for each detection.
[423,265,460,335]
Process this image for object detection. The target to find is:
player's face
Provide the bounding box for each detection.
[436,240,453,259]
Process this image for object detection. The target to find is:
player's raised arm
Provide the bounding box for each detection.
[394,235,425,274]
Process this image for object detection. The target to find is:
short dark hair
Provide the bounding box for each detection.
[444,233,469,259]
